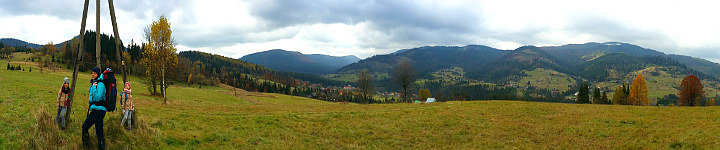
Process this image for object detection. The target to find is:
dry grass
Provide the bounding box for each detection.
[4,58,720,149]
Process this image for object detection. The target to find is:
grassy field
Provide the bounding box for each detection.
[4,58,720,149]
[516,68,576,92]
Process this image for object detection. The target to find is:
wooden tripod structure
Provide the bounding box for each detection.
[67,0,128,119]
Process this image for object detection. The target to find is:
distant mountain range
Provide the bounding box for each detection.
[240,49,360,74]
[338,42,720,83]
[6,36,720,90]
[0,38,66,49]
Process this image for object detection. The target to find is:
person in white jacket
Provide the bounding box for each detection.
[55,77,70,130]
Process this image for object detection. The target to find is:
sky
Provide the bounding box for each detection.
[1,0,719,62]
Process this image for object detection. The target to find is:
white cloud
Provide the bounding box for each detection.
[0,15,78,44]
[1,0,720,61]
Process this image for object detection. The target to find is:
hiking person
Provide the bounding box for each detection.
[120,82,134,131]
[82,67,107,149]
[55,77,70,130]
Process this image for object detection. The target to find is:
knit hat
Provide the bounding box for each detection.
[125,82,131,89]
[91,67,102,78]
[63,77,70,84]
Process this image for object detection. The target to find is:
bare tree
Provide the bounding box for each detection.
[393,61,416,103]
[356,69,374,104]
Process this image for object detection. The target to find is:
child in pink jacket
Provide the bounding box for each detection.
[120,82,134,131]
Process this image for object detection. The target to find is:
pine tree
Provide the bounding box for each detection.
[592,86,601,104]
[577,82,590,104]
[612,84,629,105]
[601,91,609,104]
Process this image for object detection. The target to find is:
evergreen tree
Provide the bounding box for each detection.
[601,91,609,104]
[592,86,601,104]
[577,82,590,104]
[612,84,629,105]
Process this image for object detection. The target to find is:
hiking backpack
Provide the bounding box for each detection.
[100,68,118,112]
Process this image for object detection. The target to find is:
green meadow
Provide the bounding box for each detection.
[2,58,720,149]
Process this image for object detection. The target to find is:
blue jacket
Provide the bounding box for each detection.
[89,74,107,111]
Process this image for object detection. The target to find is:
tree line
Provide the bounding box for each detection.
[576,73,710,106]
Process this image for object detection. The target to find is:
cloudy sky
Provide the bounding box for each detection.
[1,0,719,62]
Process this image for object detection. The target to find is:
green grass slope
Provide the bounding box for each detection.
[3,58,720,149]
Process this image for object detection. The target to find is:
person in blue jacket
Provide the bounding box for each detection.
[82,67,106,149]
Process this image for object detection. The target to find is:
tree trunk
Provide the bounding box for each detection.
[152,79,157,94]
[162,65,167,104]
[95,0,101,68]
[68,0,91,121]
[403,88,408,103]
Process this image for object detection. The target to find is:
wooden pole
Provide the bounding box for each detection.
[108,0,127,84]
[68,0,91,120]
[95,0,101,68]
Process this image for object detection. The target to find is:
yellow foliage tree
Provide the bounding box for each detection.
[44,42,57,55]
[141,15,178,104]
[628,73,649,105]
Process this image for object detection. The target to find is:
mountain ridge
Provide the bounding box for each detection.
[240,49,360,74]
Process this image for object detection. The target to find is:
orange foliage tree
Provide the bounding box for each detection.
[678,75,704,106]
[628,73,649,105]
[707,98,716,106]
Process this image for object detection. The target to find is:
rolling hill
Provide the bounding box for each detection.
[332,42,720,102]
[337,45,507,78]
[240,49,359,74]
[0,38,68,49]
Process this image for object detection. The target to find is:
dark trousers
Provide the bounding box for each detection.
[82,110,106,148]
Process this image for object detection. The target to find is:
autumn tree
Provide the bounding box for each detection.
[141,15,178,104]
[678,75,704,106]
[612,83,630,105]
[1,47,14,58]
[356,69,374,104]
[418,89,431,102]
[629,73,649,105]
[393,61,416,103]
[707,98,716,106]
[187,73,193,86]
[577,82,590,104]
[43,42,57,55]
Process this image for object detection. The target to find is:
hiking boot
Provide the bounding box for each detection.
[98,141,106,150]
[82,132,90,148]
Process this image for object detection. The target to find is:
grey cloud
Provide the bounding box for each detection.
[246,0,485,42]
[0,0,82,20]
